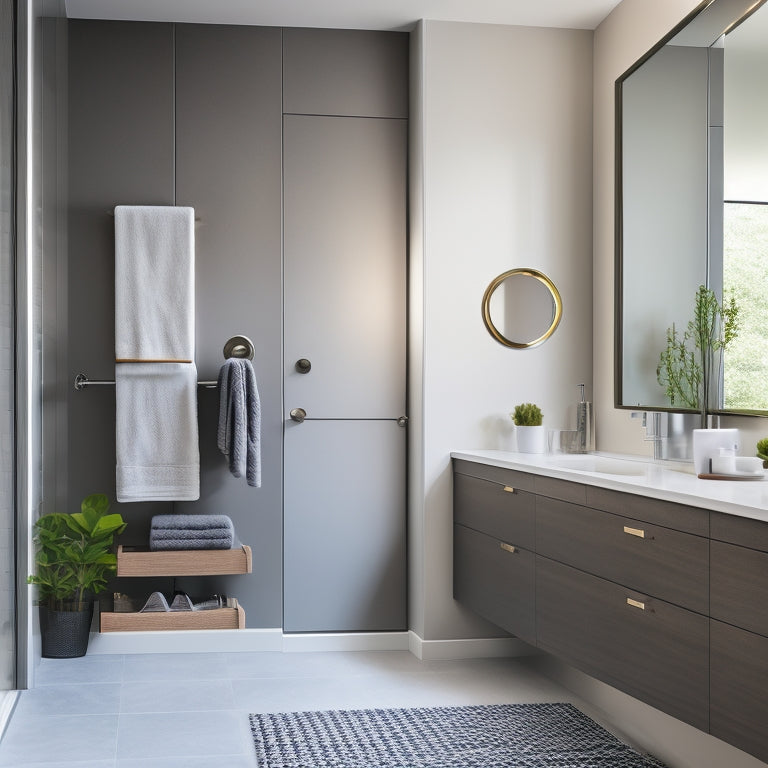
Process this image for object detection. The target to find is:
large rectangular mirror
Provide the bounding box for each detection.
[616,0,768,416]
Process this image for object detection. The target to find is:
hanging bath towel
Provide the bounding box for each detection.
[114,205,199,501]
[217,358,261,487]
[116,362,200,501]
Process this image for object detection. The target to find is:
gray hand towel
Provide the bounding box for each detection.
[149,513,235,551]
[217,358,261,487]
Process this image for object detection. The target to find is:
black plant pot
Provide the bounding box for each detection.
[39,601,94,658]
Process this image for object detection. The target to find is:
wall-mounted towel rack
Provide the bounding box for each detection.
[74,373,218,391]
[74,335,255,391]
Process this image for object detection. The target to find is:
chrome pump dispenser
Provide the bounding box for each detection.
[576,383,594,453]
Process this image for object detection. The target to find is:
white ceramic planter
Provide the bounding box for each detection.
[516,425,547,454]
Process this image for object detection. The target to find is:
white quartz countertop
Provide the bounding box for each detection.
[451,450,768,522]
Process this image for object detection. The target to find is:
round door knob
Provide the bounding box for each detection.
[290,407,307,423]
[295,358,312,374]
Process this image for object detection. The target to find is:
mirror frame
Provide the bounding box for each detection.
[614,0,767,414]
[481,268,563,349]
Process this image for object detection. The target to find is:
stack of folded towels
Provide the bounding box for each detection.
[149,514,235,551]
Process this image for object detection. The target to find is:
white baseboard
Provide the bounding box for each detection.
[87,628,283,654]
[87,628,535,658]
[408,631,536,660]
[282,632,409,653]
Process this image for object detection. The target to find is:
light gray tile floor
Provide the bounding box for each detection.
[0,650,603,767]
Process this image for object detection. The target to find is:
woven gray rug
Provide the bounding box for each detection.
[249,702,668,767]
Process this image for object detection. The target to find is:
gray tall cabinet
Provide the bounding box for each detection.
[282,30,408,632]
[64,21,407,631]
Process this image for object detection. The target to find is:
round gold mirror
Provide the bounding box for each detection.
[481,268,562,349]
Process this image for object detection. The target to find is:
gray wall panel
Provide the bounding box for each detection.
[174,24,283,626]
[67,21,174,530]
[283,28,408,118]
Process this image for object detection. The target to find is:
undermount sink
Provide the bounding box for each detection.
[547,454,648,477]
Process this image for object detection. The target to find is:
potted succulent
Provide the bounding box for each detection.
[511,402,546,454]
[757,439,768,469]
[28,493,126,658]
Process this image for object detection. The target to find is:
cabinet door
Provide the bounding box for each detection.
[283,113,406,420]
[536,557,709,731]
[283,420,406,632]
[711,620,768,765]
[711,540,768,637]
[454,524,535,644]
[454,472,535,549]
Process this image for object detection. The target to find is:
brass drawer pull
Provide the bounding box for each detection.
[502,486,515,494]
[626,597,645,610]
[623,525,645,538]
[499,542,517,554]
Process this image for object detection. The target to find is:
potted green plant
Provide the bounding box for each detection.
[511,402,546,453]
[757,438,768,469]
[28,493,126,658]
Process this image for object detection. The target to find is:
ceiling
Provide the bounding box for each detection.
[63,0,624,32]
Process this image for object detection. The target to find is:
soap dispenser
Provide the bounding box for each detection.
[576,384,594,453]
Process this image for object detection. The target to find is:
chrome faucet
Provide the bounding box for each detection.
[631,411,696,462]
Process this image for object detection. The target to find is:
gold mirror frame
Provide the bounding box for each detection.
[481,268,563,349]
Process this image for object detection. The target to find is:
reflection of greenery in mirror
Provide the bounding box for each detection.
[481,268,562,349]
[723,203,768,409]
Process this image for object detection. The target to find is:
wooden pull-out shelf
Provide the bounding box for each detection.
[116,544,252,577]
[100,605,245,632]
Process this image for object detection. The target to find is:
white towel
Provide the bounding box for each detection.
[114,205,195,360]
[116,363,200,502]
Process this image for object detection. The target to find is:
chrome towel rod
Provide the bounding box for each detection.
[74,373,218,391]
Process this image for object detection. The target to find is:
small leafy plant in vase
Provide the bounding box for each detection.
[28,493,126,658]
[757,438,768,469]
[511,403,546,453]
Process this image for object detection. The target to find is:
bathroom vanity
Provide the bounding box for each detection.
[452,450,768,764]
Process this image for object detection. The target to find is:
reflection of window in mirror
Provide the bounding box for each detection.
[721,2,768,410]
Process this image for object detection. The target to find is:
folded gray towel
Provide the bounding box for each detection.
[217,358,261,487]
[149,514,235,551]
[150,537,233,551]
[150,514,234,531]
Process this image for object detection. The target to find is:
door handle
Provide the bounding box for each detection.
[290,408,307,423]
[295,358,312,374]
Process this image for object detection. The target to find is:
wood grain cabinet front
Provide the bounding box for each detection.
[454,471,535,550]
[453,523,535,645]
[711,620,768,765]
[536,496,709,614]
[536,557,709,732]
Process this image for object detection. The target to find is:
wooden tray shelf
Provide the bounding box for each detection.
[100,605,245,633]
[116,544,252,577]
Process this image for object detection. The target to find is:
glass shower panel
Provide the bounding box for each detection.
[0,0,16,691]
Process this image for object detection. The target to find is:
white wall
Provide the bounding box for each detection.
[409,20,593,641]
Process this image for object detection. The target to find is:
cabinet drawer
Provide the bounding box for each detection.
[711,620,768,765]
[536,557,709,731]
[454,524,535,645]
[454,472,535,549]
[711,540,768,637]
[536,496,708,614]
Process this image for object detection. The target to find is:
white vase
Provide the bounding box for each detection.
[692,428,739,476]
[516,425,547,454]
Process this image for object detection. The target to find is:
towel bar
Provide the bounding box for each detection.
[74,373,218,391]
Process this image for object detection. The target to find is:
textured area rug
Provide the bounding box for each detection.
[250,702,668,767]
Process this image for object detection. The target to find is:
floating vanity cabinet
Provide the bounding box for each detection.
[710,513,768,763]
[453,463,536,644]
[452,455,768,763]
